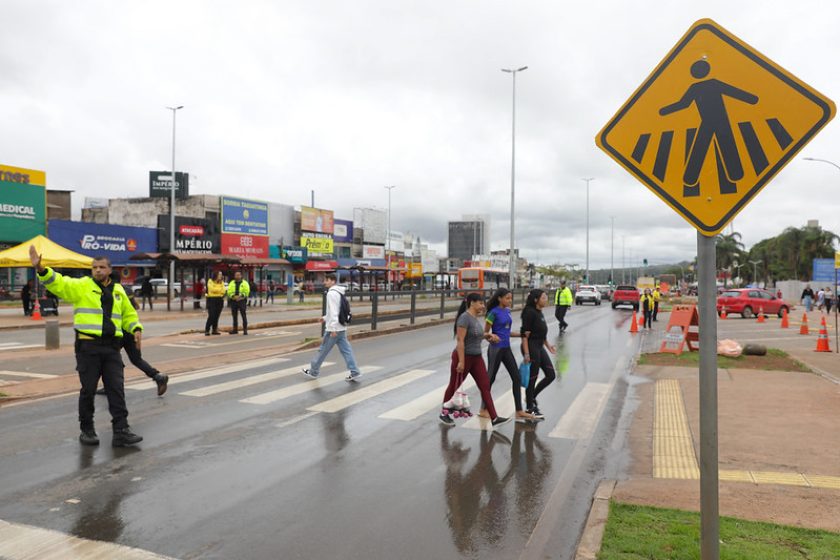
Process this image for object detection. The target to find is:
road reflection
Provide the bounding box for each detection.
[440,422,552,554]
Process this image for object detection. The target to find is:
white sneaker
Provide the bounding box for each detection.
[345,372,362,382]
[302,368,319,379]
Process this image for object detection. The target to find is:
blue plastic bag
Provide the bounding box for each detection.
[519,362,531,387]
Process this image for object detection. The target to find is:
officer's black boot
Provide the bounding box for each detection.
[112,427,143,447]
[79,428,100,446]
[154,374,169,396]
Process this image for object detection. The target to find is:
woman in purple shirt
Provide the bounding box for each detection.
[481,289,538,422]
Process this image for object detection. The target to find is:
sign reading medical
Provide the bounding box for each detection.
[0,180,46,241]
[149,171,189,199]
[300,206,334,234]
[0,164,46,186]
[221,197,269,235]
[596,19,835,235]
[49,220,157,265]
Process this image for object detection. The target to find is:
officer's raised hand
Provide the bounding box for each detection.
[29,245,43,272]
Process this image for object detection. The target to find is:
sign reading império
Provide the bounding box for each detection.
[596,19,836,235]
[149,171,189,199]
[221,233,269,258]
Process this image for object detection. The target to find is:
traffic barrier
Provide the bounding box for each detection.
[756,306,765,323]
[780,307,789,328]
[800,313,809,335]
[815,317,831,352]
[629,311,639,333]
[31,300,41,321]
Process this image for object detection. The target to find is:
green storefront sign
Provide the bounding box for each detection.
[0,180,46,242]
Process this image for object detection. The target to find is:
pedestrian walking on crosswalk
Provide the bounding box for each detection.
[520,289,556,419]
[302,274,361,382]
[440,292,510,427]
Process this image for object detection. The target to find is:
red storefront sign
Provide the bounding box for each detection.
[305,260,338,271]
[220,233,269,258]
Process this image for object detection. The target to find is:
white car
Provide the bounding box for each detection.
[575,285,602,305]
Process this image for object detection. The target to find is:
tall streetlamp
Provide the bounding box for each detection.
[582,177,595,283]
[732,263,745,286]
[610,216,615,286]
[749,259,763,286]
[166,105,183,311]
[502,65,528,289]
[385,185,395,292]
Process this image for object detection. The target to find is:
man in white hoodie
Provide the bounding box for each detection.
[302,274,362,382]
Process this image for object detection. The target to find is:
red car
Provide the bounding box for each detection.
[716,288,789,318]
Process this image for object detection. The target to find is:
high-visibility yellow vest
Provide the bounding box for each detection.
[653,289,661,302]
[206,279,226,298]
[38,267,142,338]
[555,287,573,306]
[226,279,250,298]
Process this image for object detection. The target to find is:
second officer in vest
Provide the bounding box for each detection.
[227,270,250,335]
[30,245,143,447]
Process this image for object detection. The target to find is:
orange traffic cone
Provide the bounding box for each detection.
[815,317,831,352]
[629,311,639,333]
[756,306,765,323]
[799,313,809,335]
[780,307,789,329]
[30,300,42,320]
[720,306,727,319]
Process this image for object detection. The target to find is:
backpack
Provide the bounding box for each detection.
[333,288,352,325]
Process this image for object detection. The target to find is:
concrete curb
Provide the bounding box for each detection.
[574,479,616,560]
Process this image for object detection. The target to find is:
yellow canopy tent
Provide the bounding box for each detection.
[0,235,93,269]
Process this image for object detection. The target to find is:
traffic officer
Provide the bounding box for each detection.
[554,279,573,334]
[652,285,662,322]
[227,270,250,335]
[29,245,143,447]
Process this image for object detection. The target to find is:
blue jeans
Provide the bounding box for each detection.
[309,331,359,376]
[804,296,813,312]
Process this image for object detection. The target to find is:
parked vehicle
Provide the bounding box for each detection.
[575,285,602,305]
[716,288,788,318]
[612,285,640,310]
[132,277,181,297]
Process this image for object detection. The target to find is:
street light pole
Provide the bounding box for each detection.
[610,216,615,287]
[502,65,528,290]
[582,177,595,283]
[166,105,183,312]
[385,185,395,292]
[749,259,762,287]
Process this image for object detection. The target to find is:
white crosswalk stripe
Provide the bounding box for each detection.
[459,387,526,431]
[126,357,289,390]
[0,370,58,379]
[180,362,335,397]
[0,342,41,352]
[161,341,216,348]
[548,383,611,439]
[378,378,476,421]
[240,366,382,405]
[307,369,435,413]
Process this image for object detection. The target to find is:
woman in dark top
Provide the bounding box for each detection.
[440,292,511,427]
[481,288,538,422]
[520,289,556,418]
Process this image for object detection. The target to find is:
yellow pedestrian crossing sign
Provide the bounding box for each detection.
[596,19,835,235]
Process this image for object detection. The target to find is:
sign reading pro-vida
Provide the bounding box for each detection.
[596,19,835,235]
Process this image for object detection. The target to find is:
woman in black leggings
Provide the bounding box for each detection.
[481,288,538,422]
[520,289,556,418]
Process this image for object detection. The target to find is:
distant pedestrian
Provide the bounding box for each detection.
[640,288,655,329]
[302,274,361,381]
[553,280,573,334]
[439,292,510,427]
[652,286,661,321]
[776,288,783,300]
[801,285,815,313]
[817,288,826,312]
[826,288,834,314]
[482,288,538,422]
[21,279,33,316]
[193,277,204,310]
[30,246,143,447]
[520,289,557,419]
[205,270,226,335]
[227,271,250,335]
[248,275,259,307]
[266,278,276,304]
[140,276,154,311]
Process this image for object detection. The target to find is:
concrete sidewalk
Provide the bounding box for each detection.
[577,311,840,558]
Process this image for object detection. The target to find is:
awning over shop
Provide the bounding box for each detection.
[130,253,240,264]
[0,235,93,269]
[239,257,291,266]
[305,260,339,271]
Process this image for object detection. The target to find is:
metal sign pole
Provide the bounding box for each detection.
[697,232,719,559]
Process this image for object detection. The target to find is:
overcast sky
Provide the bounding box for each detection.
[2,1,839,269]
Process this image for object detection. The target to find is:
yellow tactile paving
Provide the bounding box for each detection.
[653,379,700,479]
[652,379,840,491]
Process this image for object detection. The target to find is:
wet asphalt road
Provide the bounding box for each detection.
[0,304,641,560]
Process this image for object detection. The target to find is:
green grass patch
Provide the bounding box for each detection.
[637,348,811,372]
[599,502,840,559]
